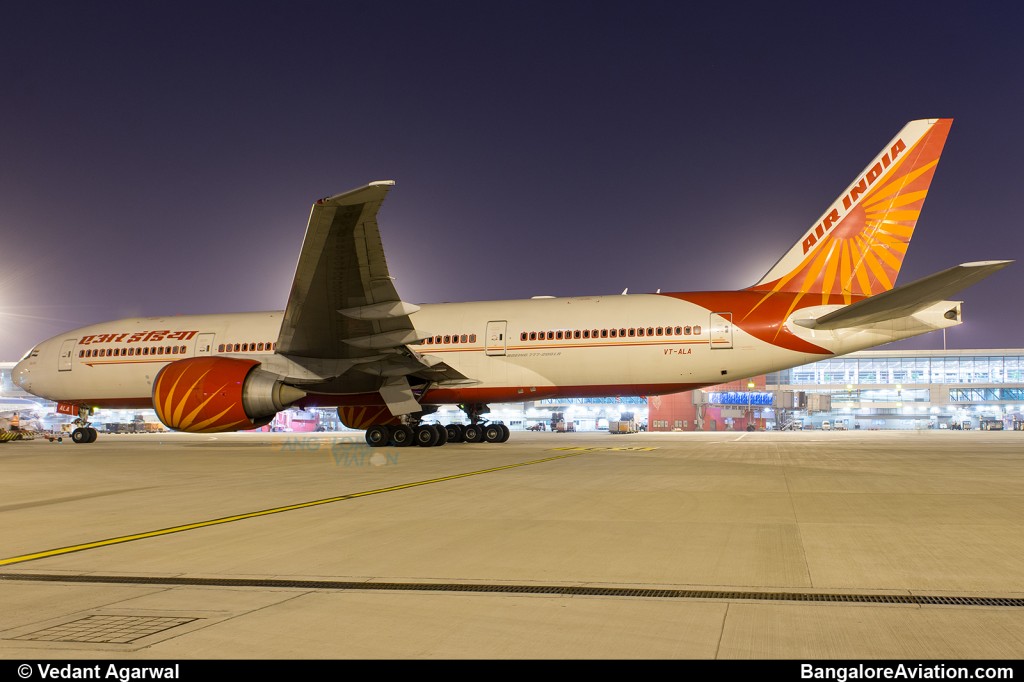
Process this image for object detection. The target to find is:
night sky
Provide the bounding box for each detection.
[2,2,1022,361]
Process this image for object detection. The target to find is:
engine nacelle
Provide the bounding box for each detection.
[153,357,306,433]
[337,406,402,430]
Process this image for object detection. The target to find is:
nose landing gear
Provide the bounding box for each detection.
[70,406,98,444]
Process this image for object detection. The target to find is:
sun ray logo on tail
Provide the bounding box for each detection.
[745,119,952,327]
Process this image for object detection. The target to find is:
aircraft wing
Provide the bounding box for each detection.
[796,260,1013,330]
[275,182,474,405]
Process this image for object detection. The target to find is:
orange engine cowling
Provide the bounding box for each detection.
[152,357,306,433]
[337,406,402,430]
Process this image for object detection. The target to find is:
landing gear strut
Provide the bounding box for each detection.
[362,402,510,447]
[71,406,98,444]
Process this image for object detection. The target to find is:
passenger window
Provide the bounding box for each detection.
[601,329,608,338]
[609,329,617,338]
[469,334,476,342]
[520,332,527,341]
[582,330,590,339]
[128,348,135,356]
[647,327,654,336]
[79,350,84,358]
[435,336,442,344]
[684,326,691,335]
[461,334,468,343]
[574,330,581,339]
[546,331,554,340]
[443,335,451,343]
[628,328,635,337]
[637,328,645,337]
[694,325,702,334]
[257,342,264,351]
[656,327,664,335]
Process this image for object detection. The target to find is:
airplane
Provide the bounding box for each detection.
[12,118,1012,446]
[0,396,46,427]
[0,397,46,417]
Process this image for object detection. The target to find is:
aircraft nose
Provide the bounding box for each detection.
[13,359,32,392]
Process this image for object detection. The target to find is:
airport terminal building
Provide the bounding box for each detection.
[468,348,1024,432]
[644,348,1024,432]
[4,349,1024,432]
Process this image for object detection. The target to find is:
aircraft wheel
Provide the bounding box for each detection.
[445,424,465,443]
[365,425,391,447]
[498,424,511,442]
[432,424,448,446]
[483,424,503,443]
[463,424,485,443]
[86,427,98,443]
[71,428,89,444]
[390,424,414,447]
[414,425,440,447]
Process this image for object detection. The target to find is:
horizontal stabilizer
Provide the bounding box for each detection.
[795,260,1012,330]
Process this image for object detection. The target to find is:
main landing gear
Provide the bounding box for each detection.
[71,406,98,444]
[363,402,511,448]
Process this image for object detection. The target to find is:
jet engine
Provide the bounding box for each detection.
[152,357,306,433]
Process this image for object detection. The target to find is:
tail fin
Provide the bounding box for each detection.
[748,118,953,303]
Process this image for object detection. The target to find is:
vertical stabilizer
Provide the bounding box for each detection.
[748,118,952,304]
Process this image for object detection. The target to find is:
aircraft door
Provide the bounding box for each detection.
[195,333,215,356]
[709,312,733,350]
[58,339,77,371]
[485,321,507,356]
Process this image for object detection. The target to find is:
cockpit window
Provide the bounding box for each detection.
[20,347,36,361]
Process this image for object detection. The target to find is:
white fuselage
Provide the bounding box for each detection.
[12,292,958,410]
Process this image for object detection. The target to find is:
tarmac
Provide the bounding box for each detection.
[0,429,1022,661]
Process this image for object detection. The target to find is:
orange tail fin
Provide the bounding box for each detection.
[749,118,953,304]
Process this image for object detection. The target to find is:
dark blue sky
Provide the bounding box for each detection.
[2,1,1021,359]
